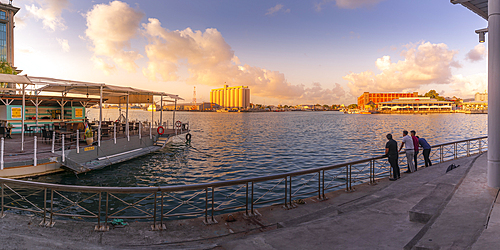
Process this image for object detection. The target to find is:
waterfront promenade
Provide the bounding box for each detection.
[0,152,498,249]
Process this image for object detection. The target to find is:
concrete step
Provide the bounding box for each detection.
[409,183,455,223]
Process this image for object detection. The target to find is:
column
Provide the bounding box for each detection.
[488,0,500,187]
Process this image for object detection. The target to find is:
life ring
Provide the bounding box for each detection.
[175,121,182,128]
[157,126,165,135]
[186,133,192,141]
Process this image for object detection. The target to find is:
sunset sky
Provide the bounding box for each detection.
[11,0,487,105]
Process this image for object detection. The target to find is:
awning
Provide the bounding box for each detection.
[451,0,488,20]
[28,76,183,104]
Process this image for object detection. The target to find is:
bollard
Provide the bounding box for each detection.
[34,136,37,166]
[76,130,80,154]
[0,137,3,170]
[62,136,65,163]
[51,131,55,153]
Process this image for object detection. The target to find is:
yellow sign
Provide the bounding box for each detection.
[84,146,95,152]
[11,107,21,119]
[74,108,83,118]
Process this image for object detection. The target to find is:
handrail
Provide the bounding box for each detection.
[0,135,488,230]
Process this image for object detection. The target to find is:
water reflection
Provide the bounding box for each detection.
[34,111,487,188]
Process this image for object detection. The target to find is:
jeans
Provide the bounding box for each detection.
[406,149,415,172]
[414,150,419,171]
[388,156,400,179]
[423,149,432,167]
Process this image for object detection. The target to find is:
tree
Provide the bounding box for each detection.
[424,90,445,101]
[348,104,358,109]
[0,61,17,91]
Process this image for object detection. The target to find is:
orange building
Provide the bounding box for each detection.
[357,92,418,108]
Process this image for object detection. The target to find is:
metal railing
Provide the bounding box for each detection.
[0,136,488,231]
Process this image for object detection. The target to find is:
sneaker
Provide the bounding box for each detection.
[404,170,411,173]
[389,178,397,181]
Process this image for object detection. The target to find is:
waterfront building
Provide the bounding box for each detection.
[475,92,488,102]
[162,102,220,111]
[0,2,18,66]
[378,97,453,113]
[357,92,419,109]
[210,85,250,109]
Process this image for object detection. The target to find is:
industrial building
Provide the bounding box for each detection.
[210,85,250,109]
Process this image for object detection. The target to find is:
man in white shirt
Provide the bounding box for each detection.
[398,130,415,173]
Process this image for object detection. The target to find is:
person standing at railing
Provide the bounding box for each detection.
[399,130,415,173]
[410,130,419,171]
[417,136,432,168]
[385,133,400,181]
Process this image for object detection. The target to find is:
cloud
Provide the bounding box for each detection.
[465,44,486,62]
[142,18,345,103]
[85,1,144,73]
[17,46,35,54]
[315,0,386,11]
[449,73,487,98]
[56,38,70,52]
[344,41,460,97]
[25,0,69,31]
[266,4,290,15]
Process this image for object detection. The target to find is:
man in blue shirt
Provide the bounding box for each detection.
[417,136,432,168]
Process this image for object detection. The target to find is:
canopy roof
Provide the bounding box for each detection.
[451,0,488,20]
[28,76,183,104]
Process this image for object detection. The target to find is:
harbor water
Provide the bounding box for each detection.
[34,110,487,187]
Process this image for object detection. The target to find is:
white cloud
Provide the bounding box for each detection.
[315,0,386,11]
[449,73,487,99]
[25,0,69,31]
[56,38,69,52]
[465,44,486,62]
[344,41,461,97]
[16,46,35,54]
[266,4,290,15]
[142,18,345,104]
[85,1,144,73]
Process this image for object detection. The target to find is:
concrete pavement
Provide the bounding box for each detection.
[0,152,499,249]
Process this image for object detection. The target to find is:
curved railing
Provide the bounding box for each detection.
[0,136,488,231]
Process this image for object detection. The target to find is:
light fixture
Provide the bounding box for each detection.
[475,28,488,43]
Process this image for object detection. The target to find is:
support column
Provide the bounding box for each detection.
[489,0,500,187]
[21,83,25,151]
[98,85,102,147]
[160,94,163,126]
[126,93,129,141]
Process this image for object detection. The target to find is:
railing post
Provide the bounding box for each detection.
[322,169,326,199]
[251,182,255,215]
[0,137,3,170]
[160,192,164,230]
[289,176,293,208]
[139,122,142,140]
[1,182,4,218]
[42,188,46,225]
[113,123,116,144]
[150,122,152,139]
[467,141,470,157]
[76,130,79,154]
[454,143,457,159]
[440,145,443,163]
[34,136,37,166]
[105,192,109,229]
[204,188,208,224]
[152,192,157,230]
[246,182,249,216]
[51,132,55,153]
[211,187,216,223]
[345,165,349,192]
[318,171,321,200]
[284,176,288,209]
[49,189,54,226]
[479,139,482,153]
[62,136,65,163]
[97,192,101,230]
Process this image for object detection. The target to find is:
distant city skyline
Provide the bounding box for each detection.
[11,0,487,105]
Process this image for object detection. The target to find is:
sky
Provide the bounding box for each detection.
[8,0,489,105]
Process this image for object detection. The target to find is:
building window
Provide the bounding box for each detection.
[0,11,5,20]
[0,22,6,62]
